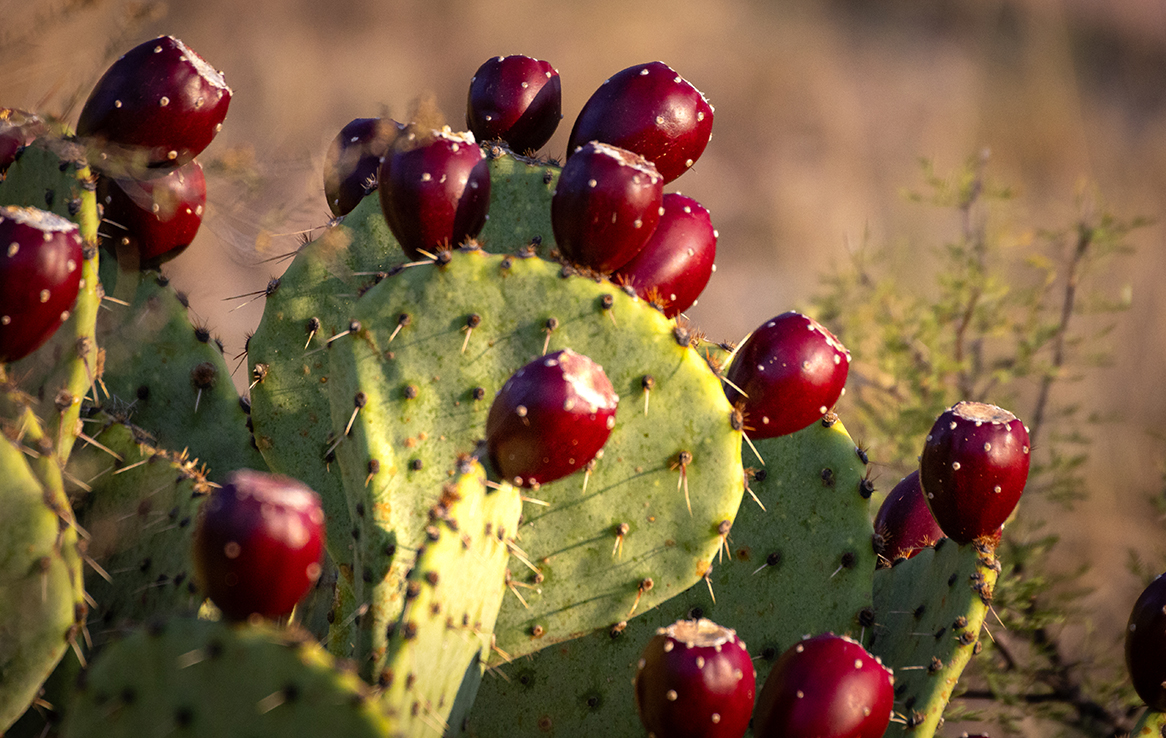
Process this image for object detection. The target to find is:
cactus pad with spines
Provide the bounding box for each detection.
[868,537,1000,738]
[0,434,85,731]
[377,457,522,734]
[61,618,394,738]
[462,417,874,737]
[248,152,557,574]
[67,419,211,646]
[91,265,264,480]
[3,135,102,467]
[325,244,744,662]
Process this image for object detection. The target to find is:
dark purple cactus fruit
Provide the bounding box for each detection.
[633,618,756,738]
[0,109,43,177]
[753,633,894,738]
[0,206,84,363]
[550,141,663,274]
[192,470,325,621]
[918,401,1030,545]
[723,311,850,439]
[485,348,619,488]
[873,470,945,565]
[611,193,716,318]
[98,159,206,268]
[1126,572,1166,710]
[466,55,562,153]
[377,127,491,260]
[324,117,402,217]
[76,35,231,172]
[567,61,714,184]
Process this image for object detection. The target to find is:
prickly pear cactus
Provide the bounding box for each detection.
[868,538,1000,737]
[66,419,211,646]
[92,263,264,479]
[60,618,394,738]
[376,456,522,734]
[463,417,874,736]
[2,134,101,467]
[247,152,558,574]
[0,433,85,731]
[322,243,744,666]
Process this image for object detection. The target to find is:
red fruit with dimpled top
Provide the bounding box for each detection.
[568,61,714,184]
[486,348,619,488]
[192,469,325,621]
[551,141,663,274]
[611,192,717,318]
[76,35,231,172]
[378,127,491,260]
[1125,571,1166,710]
[753,633,894,738]
[324,117,402,217]
[723,311,850,438]
[0,206,84,363]
[918,401,1030,545]
[98,159,206,268]
[633,618,755,738]
[873,470,945,565]
[467,55,561,153]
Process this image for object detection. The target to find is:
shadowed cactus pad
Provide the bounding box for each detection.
[61,618,392,738]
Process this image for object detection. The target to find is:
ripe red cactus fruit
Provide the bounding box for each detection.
[918,401,1030,545]
[873,470,945,565]
[567,61,713,184]
[466,55,562,153]
[633,618,756,738]
[485,348,619,488]
[753,633,894,738]
[0,206,84,363]
[98,159,206,268]
[550,141,663,274]
[323,117,402,217]
[192,469,325,621]
[377,127,491,260]
[1125,572,1166,710]
[76,35,231,172]
[722,311,850,438]
[611,193,717,317]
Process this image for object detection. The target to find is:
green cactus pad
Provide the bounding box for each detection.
[3,136,102,467]
[377,457,522,734]
[1131,709,1166,737]
[92,268,264,480]
[462,417,874,737]
[324,246,743,661]
[245,195,393,572]
[475,149,557,249]
[66,419,210,647]
[60,618,394,738]
[868,538,1000,738]
[248,152,557,574]
[0,434,85,731]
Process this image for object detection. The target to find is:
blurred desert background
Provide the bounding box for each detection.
[4,0,1166,731]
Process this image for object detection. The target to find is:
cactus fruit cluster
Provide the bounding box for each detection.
[0,33,1156,738]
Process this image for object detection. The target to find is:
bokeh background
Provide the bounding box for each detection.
[5,0,1166,730]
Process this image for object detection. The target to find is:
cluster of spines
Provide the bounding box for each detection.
[867,537,1000,737]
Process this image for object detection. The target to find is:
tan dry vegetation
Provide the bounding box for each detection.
[4,0,1166,728]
